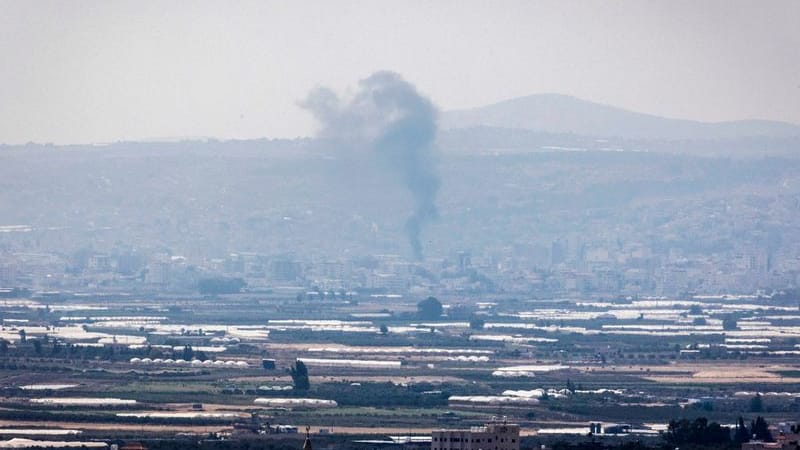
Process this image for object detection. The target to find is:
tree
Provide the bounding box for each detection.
[722,316,738,331]
[417,297,443,319]
[33,339,42,355]
[18,329,26,344]
[182,345,194,361]
[734,417,750,444]
[290,360,310,391]
[751,416,772,441]
[750,393,764,412]
[469,317,485,330]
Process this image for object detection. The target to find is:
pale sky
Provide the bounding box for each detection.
[1,0,798,144]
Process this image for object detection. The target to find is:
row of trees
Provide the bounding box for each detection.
[198,277,246,295]
[0,338,208,362]
[284,361,451,407]
[734,416,772,443]
[665,416,773,446]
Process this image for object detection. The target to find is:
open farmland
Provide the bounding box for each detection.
[1,290,799,445]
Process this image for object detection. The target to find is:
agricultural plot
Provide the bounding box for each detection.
[1,292,799,443]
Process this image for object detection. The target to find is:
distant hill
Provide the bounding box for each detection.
[441,94,800,141]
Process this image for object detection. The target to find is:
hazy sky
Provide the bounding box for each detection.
[1,0,799,144]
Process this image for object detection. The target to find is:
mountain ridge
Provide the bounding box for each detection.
[442,93,800,141]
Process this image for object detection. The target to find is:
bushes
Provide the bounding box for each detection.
[314,382,448,407]
[665,417,730,446]
[253,381,449,408]
[198,277,246,295]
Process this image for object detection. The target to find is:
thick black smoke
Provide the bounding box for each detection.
[301,71,439,260]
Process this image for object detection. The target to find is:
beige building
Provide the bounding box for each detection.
[742,432,800,450]
[432,422,520,450]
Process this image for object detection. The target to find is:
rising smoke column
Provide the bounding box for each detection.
[301,71,439,260]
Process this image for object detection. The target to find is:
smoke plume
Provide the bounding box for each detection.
[301,71,439,260]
